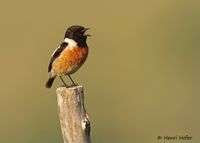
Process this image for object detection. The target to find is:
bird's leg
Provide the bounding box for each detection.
[68,75,77,86]
[59,76,69,88]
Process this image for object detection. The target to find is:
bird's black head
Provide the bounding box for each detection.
[64,25,90,47]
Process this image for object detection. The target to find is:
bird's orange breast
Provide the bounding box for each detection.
[52,46,88,76]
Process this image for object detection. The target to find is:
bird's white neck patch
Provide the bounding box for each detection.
[64,38,77,48]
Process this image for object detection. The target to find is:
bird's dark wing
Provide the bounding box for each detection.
[48,42,68,72]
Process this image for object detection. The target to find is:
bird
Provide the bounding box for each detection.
[46,25,90,88]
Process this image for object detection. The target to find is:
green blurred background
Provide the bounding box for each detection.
[0,0,199,142]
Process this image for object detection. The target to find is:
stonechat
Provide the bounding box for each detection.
[46,25,90,88]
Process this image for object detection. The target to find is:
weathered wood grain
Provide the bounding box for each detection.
[56,86,91,143]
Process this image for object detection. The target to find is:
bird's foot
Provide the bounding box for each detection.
[61,84,70,88]
[69,83,78,87]
[61,84,78,88]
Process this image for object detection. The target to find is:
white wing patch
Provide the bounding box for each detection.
[51,46,60,56]
[51,38,77,57]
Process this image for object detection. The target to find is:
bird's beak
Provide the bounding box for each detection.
[83,28,91,36]
[84,28,90,31]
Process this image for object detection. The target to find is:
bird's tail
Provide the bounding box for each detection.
[46,76,56,88]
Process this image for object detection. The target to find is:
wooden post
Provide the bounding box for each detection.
[56,85,91,143]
